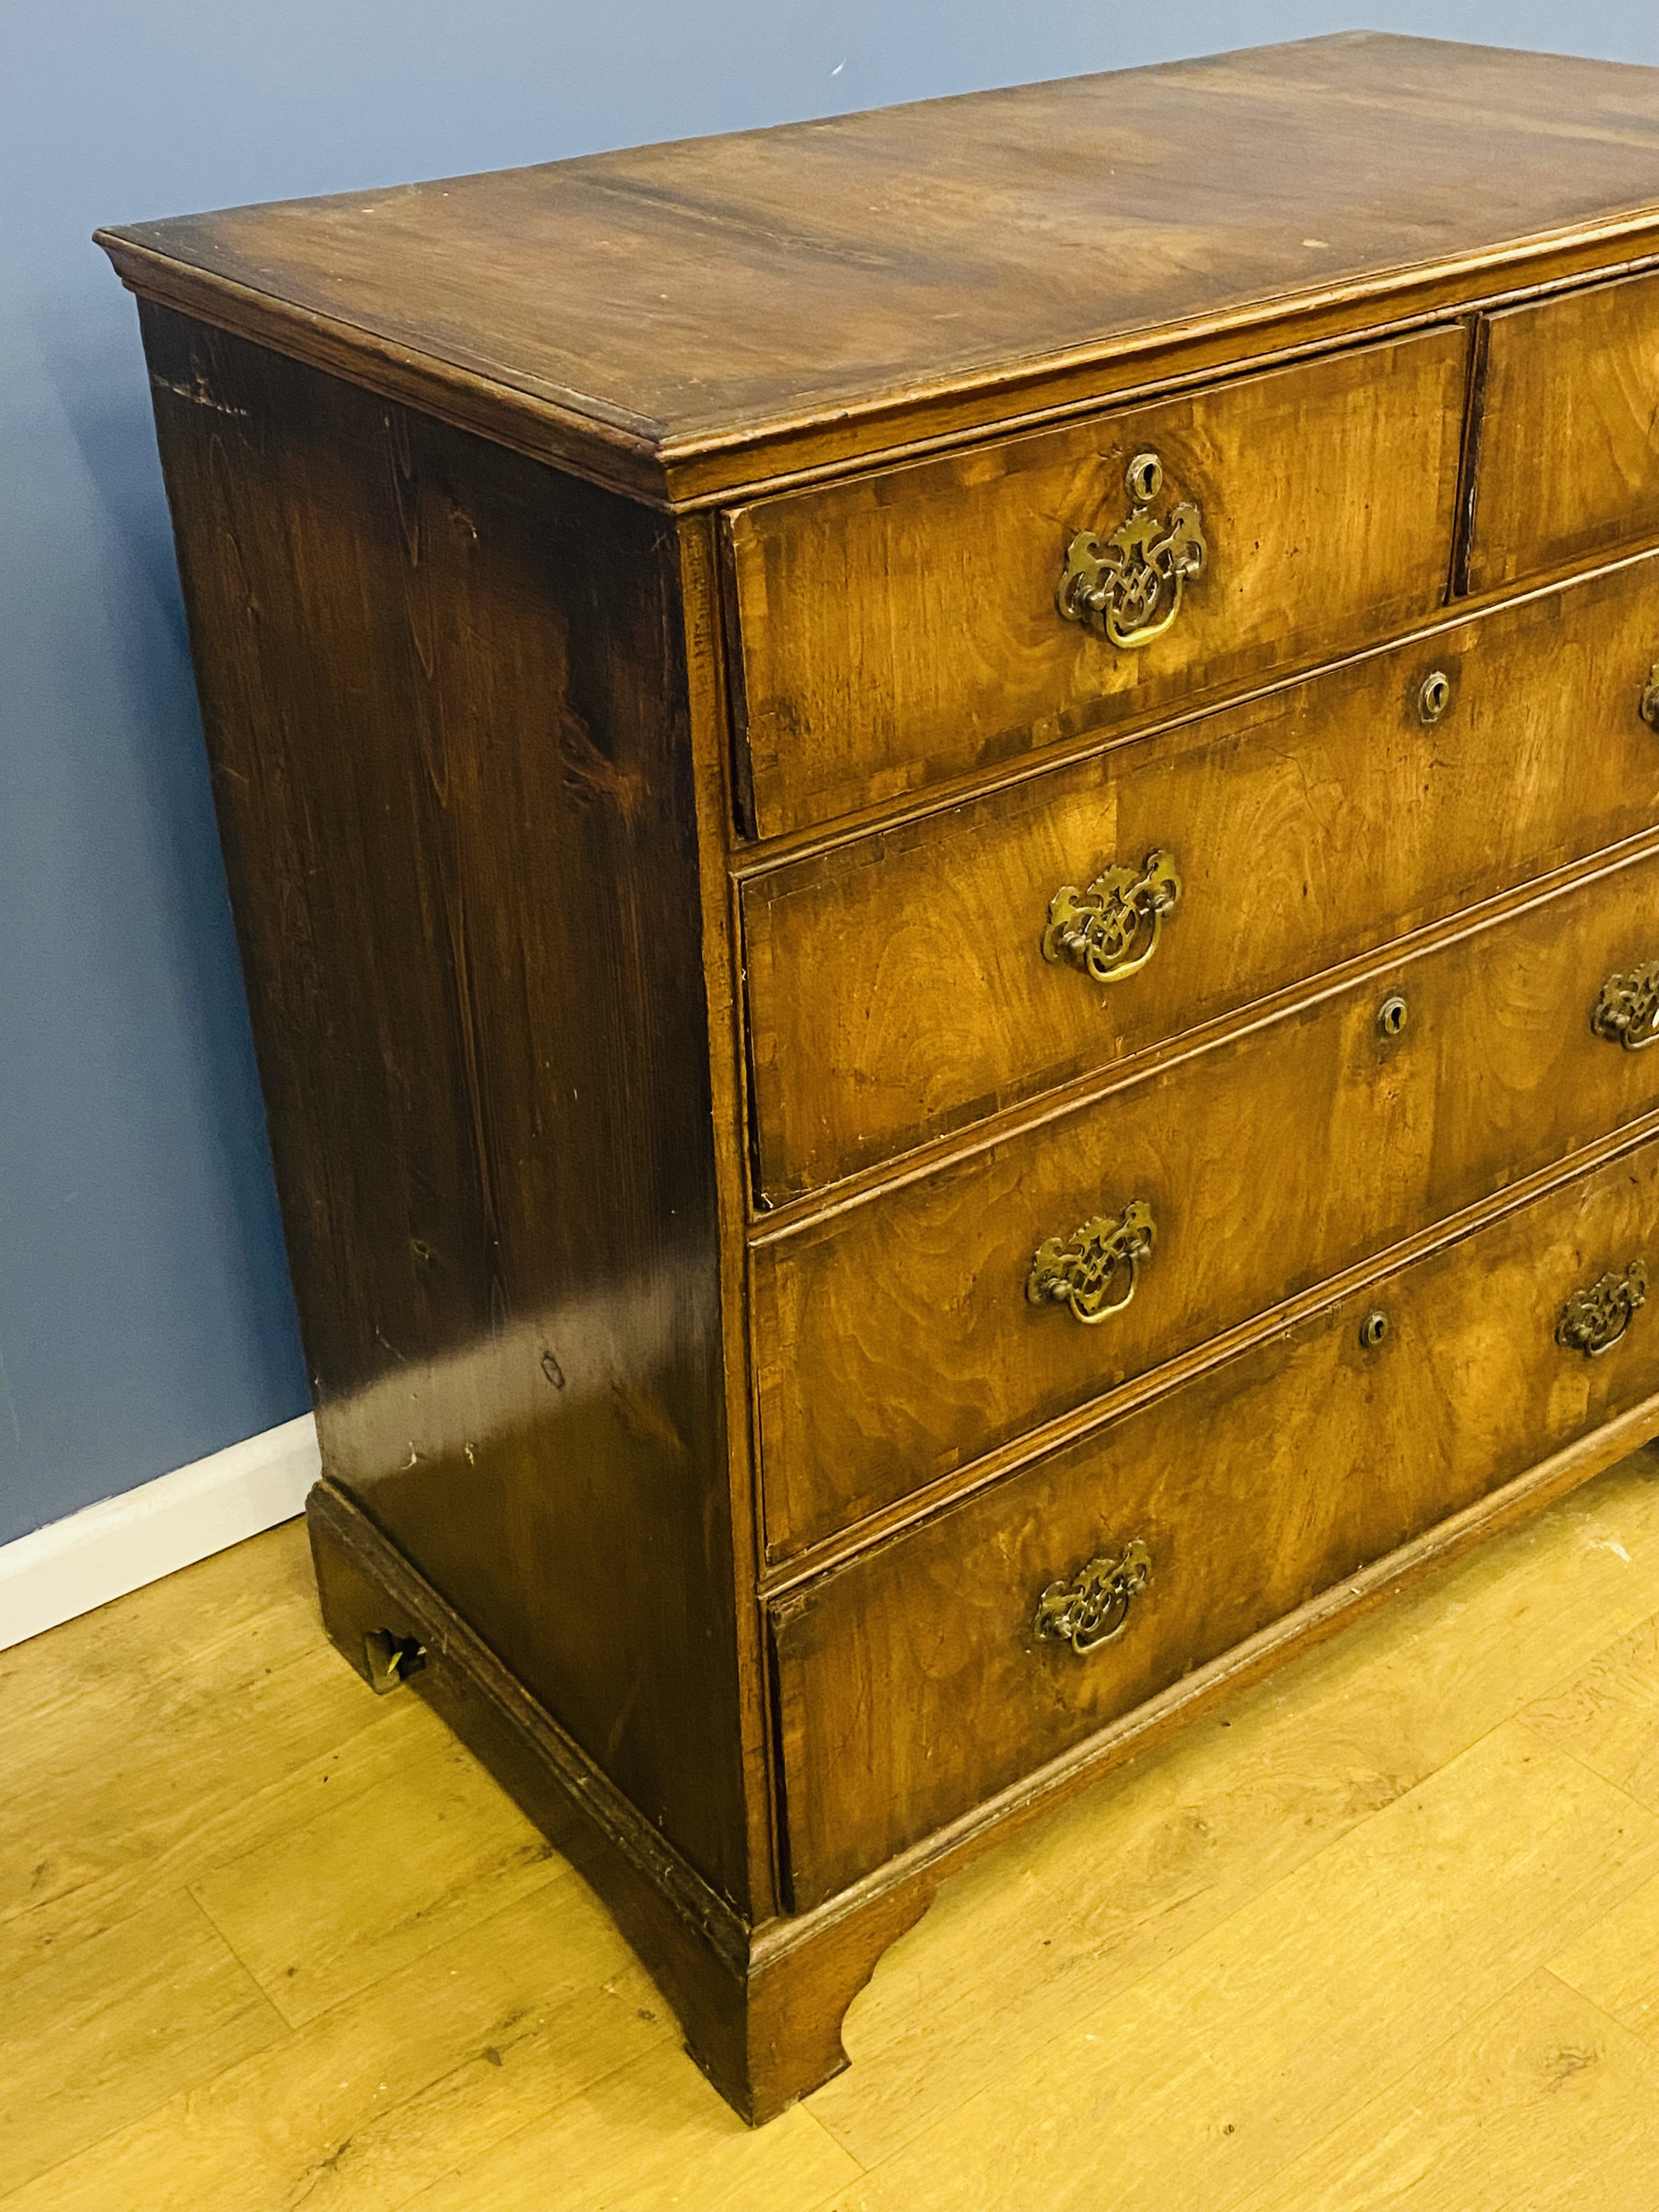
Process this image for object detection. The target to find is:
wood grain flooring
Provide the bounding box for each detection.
[11,1451,1659,2207]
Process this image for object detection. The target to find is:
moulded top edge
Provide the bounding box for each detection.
[95,34,1659,492]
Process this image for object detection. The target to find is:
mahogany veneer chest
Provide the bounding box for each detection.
[101,32,1659,2121]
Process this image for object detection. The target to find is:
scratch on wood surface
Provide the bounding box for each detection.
[149,368,250,417]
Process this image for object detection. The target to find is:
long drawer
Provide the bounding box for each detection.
[754,839,1659,1560]
[723,328,1469,839]
[1469,264,1659,594]
[743,550,1659,1204]
[771,1127,1659,1909]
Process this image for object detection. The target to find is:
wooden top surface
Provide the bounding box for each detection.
[98,34,1659,500]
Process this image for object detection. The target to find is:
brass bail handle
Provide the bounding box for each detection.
[1056,452,1208,650]
[1594,960,1659,1052]
[1028,1199,1156,1325]
[1557,1262,1647,1358]
[1641,665,1659,731]
[1034,1538,1153,1655]
[1043,849,1182,985]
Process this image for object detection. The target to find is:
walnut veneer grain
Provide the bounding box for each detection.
[724,329,1468,836]
[743,549,1659,1204]
[1471,264,1659,591]
[774,1129,1659,1904]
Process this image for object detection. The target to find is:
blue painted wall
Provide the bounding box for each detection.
[4,1,1657,1543]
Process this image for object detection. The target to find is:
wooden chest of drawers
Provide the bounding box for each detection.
[99,32,1659,2121]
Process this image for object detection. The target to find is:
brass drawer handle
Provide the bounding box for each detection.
[1035,1538,1153,1654]
[1556,1262,1647,1358]
[1593,961,1659,1051]
[1027,1199,1155,1325]
[1056,452,1208,650]
[1042,849,1182,983]
[1641,664,1659,731]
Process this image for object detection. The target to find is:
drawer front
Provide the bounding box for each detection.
[726,328,1469,839]
[1470,266,1659,593]
[755,842,1659,1560]
[772,1131,1659,1908]
[744,551,1659,1204]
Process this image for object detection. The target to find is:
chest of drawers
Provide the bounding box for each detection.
[99,31,1659,2121]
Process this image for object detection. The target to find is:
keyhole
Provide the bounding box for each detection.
[1359,1310,1390,1350]
[1126,452,1164,504]
[1377,994,1408,1039]
[1418,670,1453,724]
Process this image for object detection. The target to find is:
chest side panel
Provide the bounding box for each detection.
[139,302,752,1908]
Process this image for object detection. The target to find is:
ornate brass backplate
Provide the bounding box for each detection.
[1042,849,1182,984]
[1056,452,1208,650]
[1556,1261,1648,1357]
[1034,1538,1153,1655]
[1592,960,1659,1051]
[1641,664,1659,732]
[1027,1199,1156,1325]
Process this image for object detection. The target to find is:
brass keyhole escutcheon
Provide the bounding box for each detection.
[1418,670,1453,724]
[1359,1309,1390,1350]
[1126,450,1164,503]
[1377,994,1409,1039]
[1641,664,1659,732]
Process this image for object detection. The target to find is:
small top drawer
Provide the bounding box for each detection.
[724,328,1471,839]
[1469,265,1659,592]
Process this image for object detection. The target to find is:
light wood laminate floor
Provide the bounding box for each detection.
[11,1448,1659,2207]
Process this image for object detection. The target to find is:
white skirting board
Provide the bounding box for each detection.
[0,1413,321,1653]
